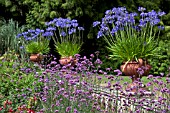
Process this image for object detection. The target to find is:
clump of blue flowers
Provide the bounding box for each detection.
[16,28,52,57]
[16,18,84,58]
[93,7,165,62]
[17,28,52,42]
[45,18,84,58]
[93,7,165,38]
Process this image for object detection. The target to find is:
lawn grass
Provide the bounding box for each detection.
[95,75,167,86]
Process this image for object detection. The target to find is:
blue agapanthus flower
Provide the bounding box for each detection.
[46,27,56,31]
[72,23,78,27]
[97,31,104,39]
[42,32,54,37]
[158,25,165,30]
[60,31,67,37]
[93,21,101,27]
[16,33,22,38]
[78,27,84,31]
[158,11,166,17]
[138,7,146,12]
[93,7,165,38]
[20,46,24,49]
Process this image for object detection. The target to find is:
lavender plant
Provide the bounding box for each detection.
[45,18,84,58]
[93,7,165,64]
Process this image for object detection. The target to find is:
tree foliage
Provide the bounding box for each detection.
[1,0,170,35]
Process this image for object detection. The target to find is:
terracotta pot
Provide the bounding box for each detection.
[120,59,151,80]
[30,54,43,62]
[59,56,77,66]
[120,59,151,92]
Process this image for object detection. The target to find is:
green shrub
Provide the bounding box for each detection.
[148,40,170,76]
[0,51,43,110]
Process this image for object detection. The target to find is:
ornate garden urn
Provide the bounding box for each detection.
[120,59,152,92]
[30,54,43,62]
[59,56,77,66]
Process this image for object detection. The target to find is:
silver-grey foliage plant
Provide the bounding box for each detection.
[0,19,26,57]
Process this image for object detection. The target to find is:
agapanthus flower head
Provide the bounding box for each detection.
[17,27,52,43]
[60,31,67,37]
[158,11,166,16]
[46,18,82,32]
[93,7,165,39]
[93,21,101,27]
[158,25,165,30]
[78,27,84,31]
[138,7,146,12]
[42,31,53,37]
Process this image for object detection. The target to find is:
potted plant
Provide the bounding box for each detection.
[17,28,53,62]
[45,18,84,66]
[55,42,81,66]
[93,7,165,91]
[25,39,50,62]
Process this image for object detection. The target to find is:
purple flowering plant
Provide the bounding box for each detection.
[45,18,84,58]
[17,28,52,42]
[29,54,169,113]
[31,53,105,113]
[93,7,165,64]
[0,51,43,111]
[1,7,169,113]
[17,28,52,55]
[0,51,170,112]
